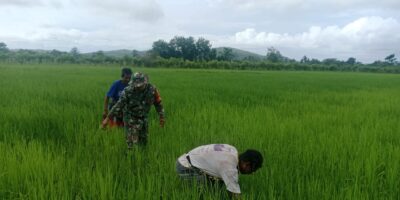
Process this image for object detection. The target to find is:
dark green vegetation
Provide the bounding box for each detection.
[1,64,400,199]
[1,40,399,73]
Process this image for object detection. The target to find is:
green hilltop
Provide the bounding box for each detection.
[83,49,147,58]
[215,47,265,61]
[82,47,265,61]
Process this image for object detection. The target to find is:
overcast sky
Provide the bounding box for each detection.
[1,0,400,63]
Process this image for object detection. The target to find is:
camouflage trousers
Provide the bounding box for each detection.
[124,117,148,148]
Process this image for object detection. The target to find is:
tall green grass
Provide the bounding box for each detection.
[1,64,400,199]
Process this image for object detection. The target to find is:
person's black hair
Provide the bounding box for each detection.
[239,149,263,171]
[121,68,132,77]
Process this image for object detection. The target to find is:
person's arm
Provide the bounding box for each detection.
[220,168,241,198]
[103,96,110,120]
[153,88,165,127]
[229,192,241,199]
[103,81,117,120]
[102,89,127,128]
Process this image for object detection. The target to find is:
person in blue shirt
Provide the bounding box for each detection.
[102,68,132,127]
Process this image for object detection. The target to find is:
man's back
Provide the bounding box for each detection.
[178,144,241,193]
[107,80,128,107]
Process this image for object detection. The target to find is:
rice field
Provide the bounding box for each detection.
[0,64,400,199]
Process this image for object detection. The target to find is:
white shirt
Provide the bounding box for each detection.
[178,144,241,194]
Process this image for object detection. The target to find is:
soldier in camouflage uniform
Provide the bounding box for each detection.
[101,72,165,148]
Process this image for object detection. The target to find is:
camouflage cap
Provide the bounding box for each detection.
[130,72,148,87]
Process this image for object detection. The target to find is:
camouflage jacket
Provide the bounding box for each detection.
[108,84,164,120]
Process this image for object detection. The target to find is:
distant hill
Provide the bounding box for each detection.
[9,47,265,61]
[84,49,147,58]
[215,47,265,61]
[90,47,265,61]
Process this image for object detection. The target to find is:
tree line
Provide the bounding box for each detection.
[0,38,399,73]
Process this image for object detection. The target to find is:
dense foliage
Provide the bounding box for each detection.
[0,41,399,73]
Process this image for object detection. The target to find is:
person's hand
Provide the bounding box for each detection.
[159,117,165,128]
[101,117,109,129]
[229,192,241,199]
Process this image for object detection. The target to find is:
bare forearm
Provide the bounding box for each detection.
[155,103,164,118]
[229,192,241,199]
[103,96,109,112]
[153,89,164,119]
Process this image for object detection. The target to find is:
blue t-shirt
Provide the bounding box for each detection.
[106,80,128,109]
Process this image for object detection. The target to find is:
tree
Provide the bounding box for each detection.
[209,48,217,61]
[49,49,63,63]
[122,55,133,65]
[70,47,79,56]
[300,55,310,63]
[0,42,10,62]
[346,57,356,65]
[152,40,172,58]
[92,51,105,64]
[70,47,80,63]
[266,47,283,63]
[322,58,340,65]
[372,60,385,67]
[309,58,321,64]
[153,36,216,61]
[0,42,9,53]
[195,37,212,61]
[243,55,259,61]
[218,47,234,61]
[169,36,197,61]
[132,50,140,58]
[385,54,396,65]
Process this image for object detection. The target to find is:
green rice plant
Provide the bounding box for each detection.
[0,64,400,199]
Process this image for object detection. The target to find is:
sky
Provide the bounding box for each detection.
[1,0,400,63]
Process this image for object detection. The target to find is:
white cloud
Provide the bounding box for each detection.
[229,16,400,62]
[0,0,63,8]
[0,0,167,51]
[77,0,164,22]
[0,21,177,52]
[208,0,400,10]
[26,28,86,42]
[0,0,164,22]
[0,26,88,50]
[0,0,399,62]
[0,0,41,6]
